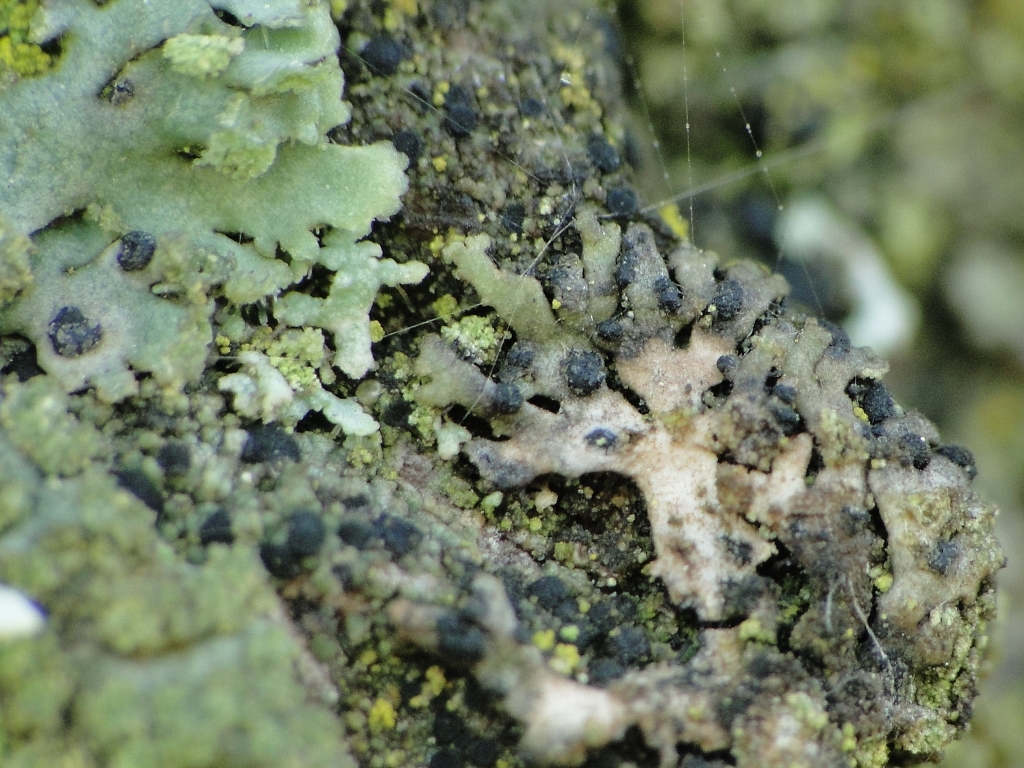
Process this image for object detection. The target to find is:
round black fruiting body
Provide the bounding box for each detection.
[492,382,523,414]
[587,133,620,173]
[117,230,157,271]
[565,349,605,395]
[710,279,744,322]
[48,305,102,357]
[362,34,406,76]
[937,444,977,480]
[199,508,234,546]
[606,186,638,217]
[287,510,326,558]
[241,424,300,463]
[392,129,423,163]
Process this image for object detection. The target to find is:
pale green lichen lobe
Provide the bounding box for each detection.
[0,0,417,402]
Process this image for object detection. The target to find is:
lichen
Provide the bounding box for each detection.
[411,209,1000,765]
[0,0,1004,767]
[0,393,354,767]
[0,0,417,401]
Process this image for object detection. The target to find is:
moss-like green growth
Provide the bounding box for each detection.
[0,395,354,767]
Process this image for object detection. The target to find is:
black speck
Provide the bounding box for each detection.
[393,129,423,163]
[375,514,422,557]
[587,133,620,173]
[444,102,478,137]
[710,279,743,322]
[615,243,640,285]
[937,445,977,480]
[928,539,959,575]
[156,441,191,477]
[362,34,406,76]
[566,349,604,396]
[769,402,801,436]
[343,493,370,510]
[504,342,534,369]
[588,657,625,686]
[407,81,433,112]
[898,433,931,470]
[492,382,523,414]
[465,737,499,767]
[116,231,157,271]
[596,318,623,342]
[48,306,102,357]
[606,625,649,665]
[716,355,738,375]
[1,343,43,381]
[585,427,618,450]
[821,319,852,354]
[499,202,526,235]
[286,510,326,557]
[260,541,299,579]
[199,508,234,546]
[381,397,414,427]
[444,86,478,137]
[527,575,571,610]
[107,78,134,105]
[337,517,374,548]
[436,612,487,664]
[723,536,753,565]
[519,97,544,117]
[260,511,325,577]
[773,383,797,403]
[606,187,638,217]
[654,275,682,312]
[115,468,165,515]
[241,424,300,463]
[860,381,897,424]
[430,748,465,768]
[585,604,615,635]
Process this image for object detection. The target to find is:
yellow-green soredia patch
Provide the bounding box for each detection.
[0,387,354,768]
[0,0,50,79]
[162,33,245,79]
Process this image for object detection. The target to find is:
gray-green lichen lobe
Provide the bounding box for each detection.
[0,0,1004,767]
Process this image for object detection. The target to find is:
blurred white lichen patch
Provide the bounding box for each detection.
[0,584,44,639]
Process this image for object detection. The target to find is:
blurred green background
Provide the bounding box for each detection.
[615,0,1024,764]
